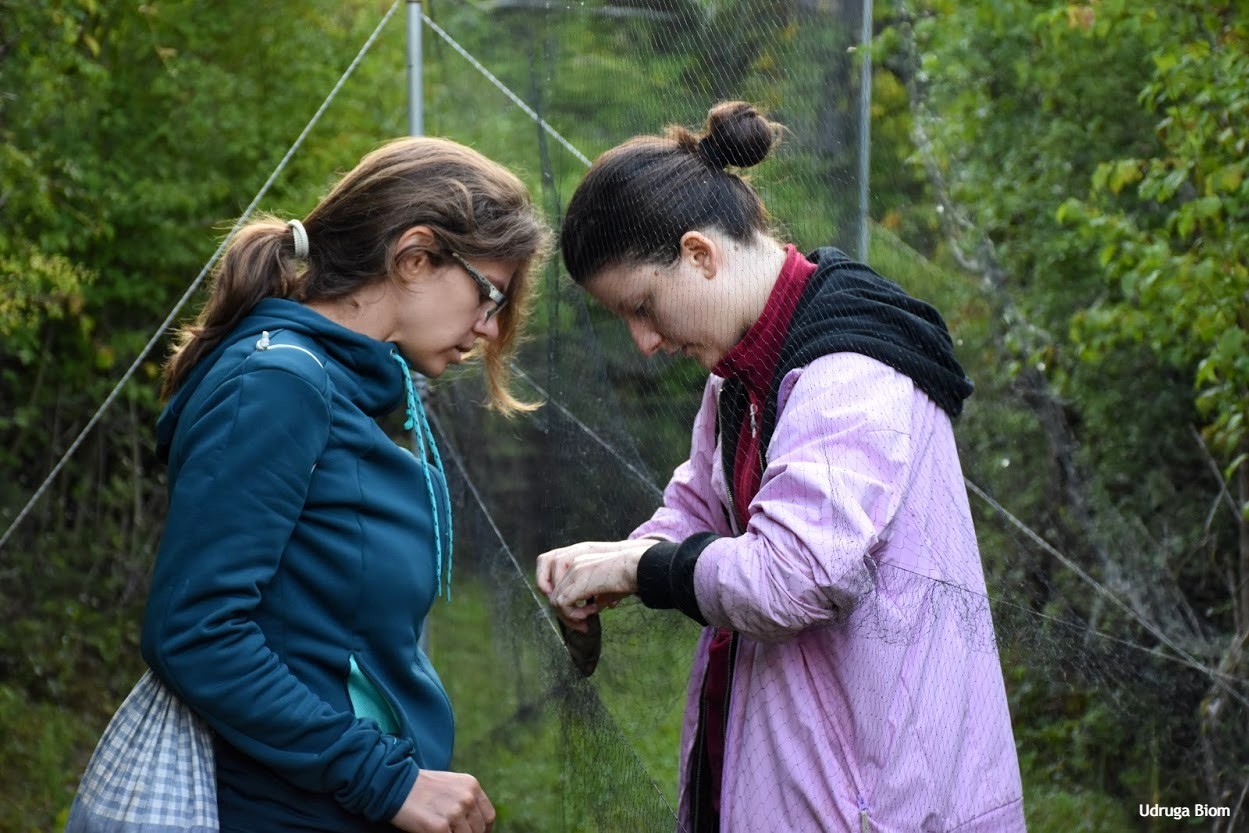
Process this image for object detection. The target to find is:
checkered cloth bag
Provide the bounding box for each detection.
[65,669,218,833]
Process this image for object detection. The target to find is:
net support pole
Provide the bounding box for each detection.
[405,4,429,396]
[407,0,424,137]
[857,0,873,261]
[408,0,433,656]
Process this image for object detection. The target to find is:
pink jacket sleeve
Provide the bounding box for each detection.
[693,353,914,643]
[630,376,734,542]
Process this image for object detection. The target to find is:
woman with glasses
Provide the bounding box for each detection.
[537,103,1024,832]
[140,136,548,833]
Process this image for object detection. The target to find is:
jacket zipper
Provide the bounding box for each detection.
[254,330,325,367]
[698,387,748,830]
[690,690,706,833]
[717,387,742,537]
[693,390,720,833]
[749,397,766,480]
[725,395,766,531]
[692,389,729,833]
[689,633,741,833]
[347,655,403,736]
[721,631,739,823]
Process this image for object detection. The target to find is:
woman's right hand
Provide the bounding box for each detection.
[391,769,495,833]
[535,539,653,631]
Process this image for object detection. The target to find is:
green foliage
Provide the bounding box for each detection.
[0,252,93,358]
[891,0,1249,818]
[1059,7,1249,468]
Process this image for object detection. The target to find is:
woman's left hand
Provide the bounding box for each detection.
[536,539,655,630]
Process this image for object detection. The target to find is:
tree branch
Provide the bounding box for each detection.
[1192,425,1241,518]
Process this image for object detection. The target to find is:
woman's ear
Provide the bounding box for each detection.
[678,230,718,279]
[394,225,439,283]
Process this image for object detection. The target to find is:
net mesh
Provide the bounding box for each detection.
[4,1,1247,830]
[423,3,997,831]
[415,3,1247,830]
[419,4,889,829]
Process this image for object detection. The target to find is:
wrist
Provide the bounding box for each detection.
[627,550,645,588]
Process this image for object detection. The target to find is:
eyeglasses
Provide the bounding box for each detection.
[449,252,507,323]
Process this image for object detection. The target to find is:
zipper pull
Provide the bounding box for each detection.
[857,794,871,833]
[749,401,759,438]
[256,330,271,351]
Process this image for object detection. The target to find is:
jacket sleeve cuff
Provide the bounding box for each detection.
[375,758,420,824]
[636,532,719,626]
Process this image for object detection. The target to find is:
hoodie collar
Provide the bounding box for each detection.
[244,298,406,415]
[160,298,408,451]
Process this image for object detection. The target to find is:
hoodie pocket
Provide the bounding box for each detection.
[346,654,401,735]
[410,647,454,728]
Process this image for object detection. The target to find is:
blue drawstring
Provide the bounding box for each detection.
[411,397,452,601]
[392,352,453,601]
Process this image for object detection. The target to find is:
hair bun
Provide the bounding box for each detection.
[696,101,780,170]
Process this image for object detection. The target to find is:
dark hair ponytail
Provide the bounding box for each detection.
[162,217,301,398]
[561,100,782,284]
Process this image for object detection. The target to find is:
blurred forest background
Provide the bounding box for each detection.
[1,1,1246,831]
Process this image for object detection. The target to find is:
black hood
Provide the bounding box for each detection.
[722,247,974,466]
[774,247,973,420]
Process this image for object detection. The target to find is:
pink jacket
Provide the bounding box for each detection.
[632,352,1026,832]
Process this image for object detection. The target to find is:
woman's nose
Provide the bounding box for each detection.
[472,310,500,341]
[627,319,663,356]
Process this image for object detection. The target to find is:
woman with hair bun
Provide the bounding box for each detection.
[538,103,1025,832]
[139,136,549,832]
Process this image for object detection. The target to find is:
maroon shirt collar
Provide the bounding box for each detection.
[711,244,818,394]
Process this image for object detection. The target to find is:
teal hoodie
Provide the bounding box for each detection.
[142,298,454,830]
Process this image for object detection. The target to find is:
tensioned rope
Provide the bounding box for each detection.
[420,14,593,168]
[510,365,665,502]
[423,408,679,820]
[879,560,1248,689]
[0,0,404,553]
[426,407,564,644]
[965,481,1249,708]
[418,11,1245,699]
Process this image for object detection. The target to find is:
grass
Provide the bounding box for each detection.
[0,684,100,832]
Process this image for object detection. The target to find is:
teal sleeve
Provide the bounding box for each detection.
[141,363,418,823]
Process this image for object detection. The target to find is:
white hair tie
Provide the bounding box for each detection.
[288,219,309,259]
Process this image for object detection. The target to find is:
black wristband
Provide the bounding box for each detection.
[636,532,720,626]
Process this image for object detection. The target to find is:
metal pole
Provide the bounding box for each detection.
[407,0,423,137]
[857,0,873,261]
[408,0,433,656]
